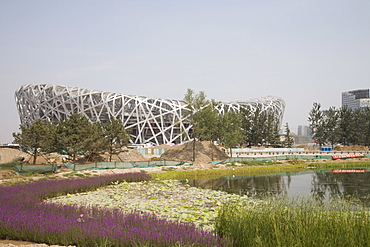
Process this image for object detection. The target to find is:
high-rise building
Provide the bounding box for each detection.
[342,89,370,110]
[297,125,312,136]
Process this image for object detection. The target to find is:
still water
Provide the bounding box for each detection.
[185,169,370,206]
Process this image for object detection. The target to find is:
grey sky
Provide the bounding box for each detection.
[1,0,369,143]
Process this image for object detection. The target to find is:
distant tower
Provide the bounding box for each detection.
[298,125,312,136]
[342,89,370,110]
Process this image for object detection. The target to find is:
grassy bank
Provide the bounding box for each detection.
[306,161,370,169]
[215,198,370,247]
[153,164,306,180]
[152,160,370,180]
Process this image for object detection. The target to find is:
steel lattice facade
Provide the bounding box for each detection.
[15,84,285,145]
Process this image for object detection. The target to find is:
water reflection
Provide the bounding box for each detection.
[311,171,370,205]
[184,170,370,206]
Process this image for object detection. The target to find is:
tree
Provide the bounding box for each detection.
[195,100,220,142]
[324,107,340,149]
[83,122,106,162]
[102,117,130,162]
[363,107,370,147]
[183,89,209,161]
[308,103,326,148]
[264,111,281,147]
[338,106,355,146]
[283,123,294,148]
[352,108,370,146]
[268,124,282,148]
[55,113,97,161]
[248,105,264,146]
[218,110,245,157]
[13,119,55,165]
[240,107,253,145]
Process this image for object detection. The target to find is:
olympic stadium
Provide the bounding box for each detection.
[15,84,285,146]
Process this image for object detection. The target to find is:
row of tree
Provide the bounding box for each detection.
[13,114,129,165]
[184,89,293,159]
[308,103,370,148]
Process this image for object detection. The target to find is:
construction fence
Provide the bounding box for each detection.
[13,160,188,173]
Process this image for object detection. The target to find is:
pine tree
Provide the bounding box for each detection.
[218,110,245,157]
[324,107,340,149]
[338,106,355,146]
[55,113,95,161]
[283,123,294,148]
[13,119,55,165]
[102,117,130,162]
[183,89,209,161]
[308,103,326,148]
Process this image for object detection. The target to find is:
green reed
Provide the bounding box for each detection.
[307,161,370,169]
[152,164,306,180]
[215,197,370,247]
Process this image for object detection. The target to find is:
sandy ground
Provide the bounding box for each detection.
[0,240,74,247]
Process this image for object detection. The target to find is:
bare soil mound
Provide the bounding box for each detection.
[0,148,29,164]
[152,144,173,149]
[102,148,148,162]
[334,145,369,151]
[160,141,229,163]
[76,149,148,163]
[0,147,147,165]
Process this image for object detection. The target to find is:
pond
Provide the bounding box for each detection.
[184,168,370,206]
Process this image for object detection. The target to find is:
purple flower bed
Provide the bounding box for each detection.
[0,173,230,246]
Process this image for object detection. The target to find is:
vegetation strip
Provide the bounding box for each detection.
[0,173,230,246]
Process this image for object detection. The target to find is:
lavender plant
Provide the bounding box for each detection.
[0,173,230,246]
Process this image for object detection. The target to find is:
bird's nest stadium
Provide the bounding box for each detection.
[15,84,285,146]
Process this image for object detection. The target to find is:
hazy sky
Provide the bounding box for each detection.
[1,0,369,143]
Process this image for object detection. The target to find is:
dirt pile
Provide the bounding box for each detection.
[0,147,147,165]
[0,148,29,164]
[334,145,369,151]
[102,148,148,162]
[152,144,173,150]
[160,141,229,163]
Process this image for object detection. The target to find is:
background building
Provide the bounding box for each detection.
[15,84,286,146]
[342,89,370,110]
[297,125,312,136]
[294,125,313,146]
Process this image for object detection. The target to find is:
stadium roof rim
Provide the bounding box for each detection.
[17,83,285,105]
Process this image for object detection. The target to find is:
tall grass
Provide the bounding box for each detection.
[0,173,229,246]
[152,164,305,180]
[215,197,370,247]
[153,160,370,181]
[307,161,370,169]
